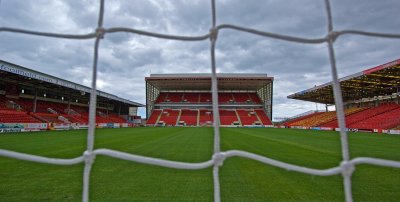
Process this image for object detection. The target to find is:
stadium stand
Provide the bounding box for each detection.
[249,93,262,103]
[0,95,9,110]
[219,109,239,125]
[321,107,369,128]
[167,93,183,102]
[0,96,132,125]
[178,109,199,126]
[155,92,264,104]
[287,58,400,131]
[108,114,129,123]
[287,108,365,128]
[255,109,273,125]
[145,74,273,127]
[218,93,233,103]
[0,110,41,123]
[287,111,337,127]
[155,92,168,103]
[146,109,162,125]
[158,109,180,126]
[284,104,400,130]
[233,93,250,103]
[64,115,87,124]
[347,103,400,130]
[0,60,144,129]
[199,93,212,103]
[182,93,199,103]
[199,109,213,126]
[283,111,324,127]
[316,104,400,130]
[32,113,64,124]
[237,109,260,125]
[147,102,272,127]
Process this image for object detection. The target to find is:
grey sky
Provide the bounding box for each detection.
[1,0,399,120]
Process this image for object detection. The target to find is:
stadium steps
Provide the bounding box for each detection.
[108,115,128,123]
[199,109,213,126]
[288,111,337,127]
[254,110,263,125]
[58,116,70,123]
[249,93,262,104]
[347,104,400,130]
[219,109,239,125]
[233,93,250,103]
[154,92,264,104]
[158,109,180,126]
[176,109,182,125]
[255,109,272,126]
[31,113,48,123]
[182,93,200,103]
[33,113,65,124]
[155,92,168,103]
[178,109,198,126]
[283,112,324,127]
[316,104,400,130]
[0,110,42,123]
[197,109,200,126]
[237,109,260,126]
[47,108,59,114]
[64,115,87,124]
[146,109,162,125]
[155,110,163,125]
[234,109,242,126]
[320,107,369,128]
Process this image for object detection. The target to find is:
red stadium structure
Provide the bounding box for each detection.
[0,60,144,132]
[285,58,400,132]
[145,74,273,127]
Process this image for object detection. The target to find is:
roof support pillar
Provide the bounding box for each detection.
[67,97,71,114]
[33,88,37,113]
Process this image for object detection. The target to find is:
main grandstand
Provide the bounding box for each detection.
[0,60,144,132]
[284,58,400,132]
[145,74,273,127]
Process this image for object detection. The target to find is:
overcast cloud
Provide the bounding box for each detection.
[1,0,399,120]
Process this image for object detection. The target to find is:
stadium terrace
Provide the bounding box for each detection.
[0,60,144,132]
[145,73,273,127]
[285,58,400,133]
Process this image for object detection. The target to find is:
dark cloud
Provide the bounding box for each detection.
[332,0,400,33]
[1,0,399,119]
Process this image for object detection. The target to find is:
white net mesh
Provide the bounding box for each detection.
[1,0,400,201]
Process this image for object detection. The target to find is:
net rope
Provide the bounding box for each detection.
[0,0,400,201]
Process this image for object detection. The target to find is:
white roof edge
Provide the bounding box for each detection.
[149,73,269,78]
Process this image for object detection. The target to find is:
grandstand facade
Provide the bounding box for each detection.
[0,60,144,132]
[145,74,273,127]
[285,58,400,132]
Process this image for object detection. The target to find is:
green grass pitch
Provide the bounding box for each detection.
[0,127,399,201]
